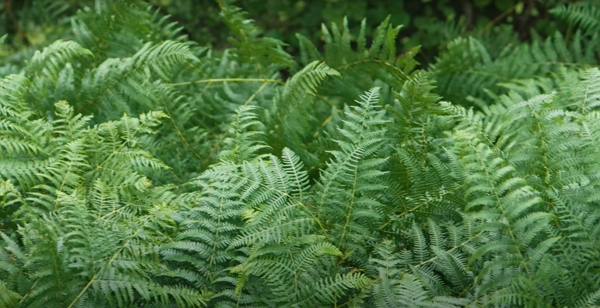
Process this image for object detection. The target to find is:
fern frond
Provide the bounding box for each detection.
[539,190,600,307]
[295,272,371,307]
[433,32,598,107]
[313,87,389,261]
[220,105,269,163]
[71,0,153,59]
[80,40,197,119]
[368,240,468,308]
[232,237,350,307]
[0,280,21,308]
[451,130,558,305]
[163,165,245,304]
[281,147,310,199]
[551,2,600,35]
[297,16,417,100]
[265,61,339,163]
[25,40,92,80]
[231,154,316,247]
[148,7,188,43]
[569,68,600,114]
[216,0,294,76]
[160,105,275,305]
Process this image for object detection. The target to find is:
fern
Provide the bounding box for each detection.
[368,240,469,308]
[0,72,205,307]
[551,1,600,35]
[3,0,600,307]
[216,0,294,76]
[159,105,266,305]
[312,87,389,264]
[75,41,196,119]
[297,16,418,101]
[263,60,340,165]
[432,31,600,107]
[71,0,154,59]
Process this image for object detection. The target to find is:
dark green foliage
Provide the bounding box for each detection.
[216,0,294,75]
[2,0,600,307]
[551,1,600,35]
[431,31,600,107]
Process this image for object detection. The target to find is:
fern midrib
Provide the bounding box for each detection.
[231,169,327,233]
[528,103,552,184]
[472,138,530,275]
[337,163,360,249]
[160,96,204,164]
[337,115,371,249]
[393,183,467,220]
[335,59,413,82]
[77,209,99,276]
[287,249,300,304]
[208,185,226,270]
[67,216,152,308]
[167,78,284,87]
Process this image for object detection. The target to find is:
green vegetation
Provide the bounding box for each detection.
[1,0,600,307]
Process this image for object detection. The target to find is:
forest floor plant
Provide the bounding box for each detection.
[1,0,600,307]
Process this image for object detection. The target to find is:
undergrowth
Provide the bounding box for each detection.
[1,0,600,307]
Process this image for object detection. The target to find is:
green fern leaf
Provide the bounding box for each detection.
[216,0,294,75]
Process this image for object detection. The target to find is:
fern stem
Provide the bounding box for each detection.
[67,218,151,308]
[17,278,40,306]
[243,81,270,106]
[229,170,329,235]
[337,166,360,249]
[161,98,205,162]
[335,59,413,82]
[167,78,285,86]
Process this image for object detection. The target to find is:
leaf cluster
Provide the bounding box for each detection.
[1,1,600,307]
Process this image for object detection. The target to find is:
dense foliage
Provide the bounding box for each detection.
[2,0,600,307]
[0,0,575,63]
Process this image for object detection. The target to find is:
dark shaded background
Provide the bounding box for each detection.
[1,0,570,65]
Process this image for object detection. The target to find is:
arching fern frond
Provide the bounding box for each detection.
[231,236,363,308]
[71,0,153,59]
[297,16,418,100]
[264,61,339,164]
[25,41,92,105]
[159,104,270,306]
[25,40,92,77]
[80,40,197,120]
[540,190,600,307]
[313,87,389,263]
[551,1,600,35]
[231,149,315,247]
[367,233,472,307]
[220,105,269,163]
[433,31,599,107]
[216,0,294,75]
[451,129,558,306]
